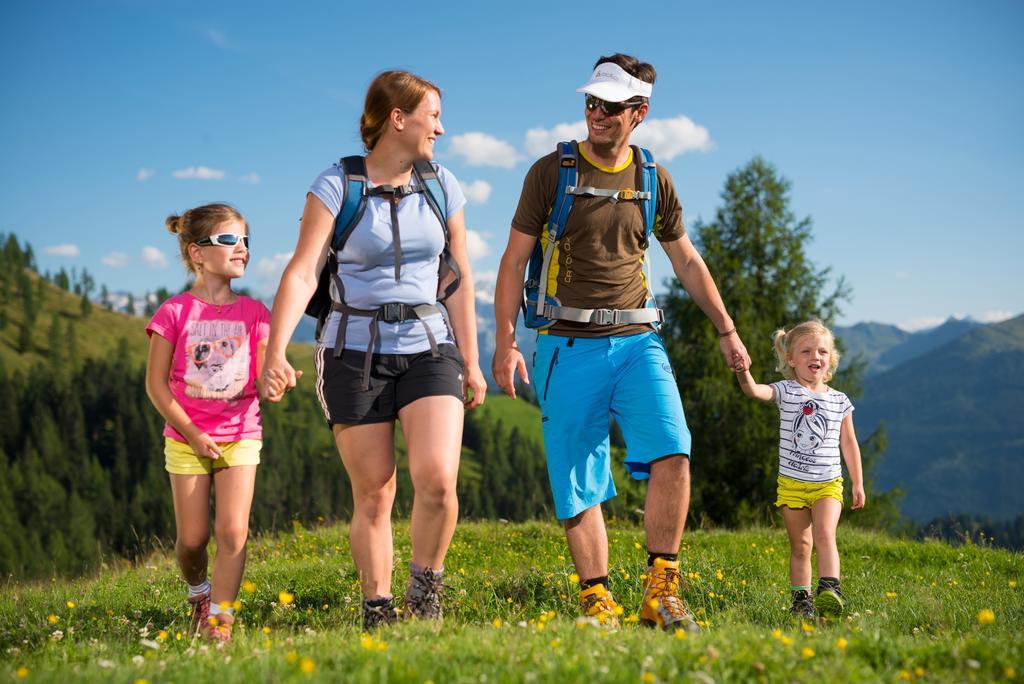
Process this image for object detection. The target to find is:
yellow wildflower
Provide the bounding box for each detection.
[836,637,848,650]
[300,658,315,674]
[47,614,59,624]
[242,581,256,593]
[279,591,295,605]
[66,601,76,609]
[492,618,502,628]
[16,668,29,679]
[802,647,815,659]
[569,573,580,584]
[642,673,656,684]
[977,608,996,625]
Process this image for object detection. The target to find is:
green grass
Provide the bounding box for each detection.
[2,522,1021,682]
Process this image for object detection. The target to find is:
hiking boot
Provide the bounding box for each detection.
[203,612,234,644]
[187,592,211,638]
[791,589,815,618]
[639,558,701,633]
[579,583,622,628]
[405,568,444,620]
[815,585,847,617]
[362,596,399,631]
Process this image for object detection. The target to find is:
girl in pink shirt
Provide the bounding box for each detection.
[145,203,274,643]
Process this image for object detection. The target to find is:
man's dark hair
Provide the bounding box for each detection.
[593,54,656,87]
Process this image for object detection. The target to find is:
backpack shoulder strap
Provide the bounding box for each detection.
[411,160,448,235]
[634,146,657,248]
[548,141,578,241]
[335,156,370,252]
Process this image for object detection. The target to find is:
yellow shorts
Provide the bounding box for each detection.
[775,475,843,509]
[164,438,262,475]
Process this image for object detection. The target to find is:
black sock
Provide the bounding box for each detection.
[647,551,678,567]
[818,576,841,592]
[580,576,608,590]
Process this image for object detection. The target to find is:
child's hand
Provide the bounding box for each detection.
[190,433,222,460]
[732,351,749,373]
[851,485,866,510]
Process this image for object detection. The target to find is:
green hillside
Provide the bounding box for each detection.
[1,521,1020,682]
[858,314,1024,521]
[0,270,149,373]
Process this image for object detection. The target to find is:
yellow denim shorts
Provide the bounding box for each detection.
[775,475,843,509]
[164,438,262,475]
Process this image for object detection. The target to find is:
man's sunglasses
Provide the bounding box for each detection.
[195,233,249,248]
[585,95,645,116]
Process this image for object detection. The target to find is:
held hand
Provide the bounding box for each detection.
[851,485,866,510]
[720,331,750,370]
[261,356,302,403]
[463,364,488,410]
[731,351,750,374]
[190,433,222,460]
[492,344,529,399]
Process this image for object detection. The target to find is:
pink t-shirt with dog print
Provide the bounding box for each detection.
[147,292,270,443]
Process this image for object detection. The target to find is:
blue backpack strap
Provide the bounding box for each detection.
[549,141,578,241]
[335,156,370,252]
[635,146,657,248]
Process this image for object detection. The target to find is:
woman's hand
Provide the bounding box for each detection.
[463,363,488,409]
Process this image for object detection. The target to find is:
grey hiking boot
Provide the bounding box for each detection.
[815,585,847,617]
[791,589,815,618]
[405,567,444,620]
[361,596,399,631]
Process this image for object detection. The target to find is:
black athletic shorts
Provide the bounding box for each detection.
[313,343,465,425]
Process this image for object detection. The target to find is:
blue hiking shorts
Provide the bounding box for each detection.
[533,331,692,520]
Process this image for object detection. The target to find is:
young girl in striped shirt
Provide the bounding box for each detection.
[733,320,865,618]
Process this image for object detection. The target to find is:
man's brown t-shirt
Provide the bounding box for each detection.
[511,144,686,337]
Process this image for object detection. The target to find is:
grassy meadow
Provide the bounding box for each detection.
[1,521,1021,683]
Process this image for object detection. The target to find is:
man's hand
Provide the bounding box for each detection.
[719,331,750,371]
[492,343,529,399]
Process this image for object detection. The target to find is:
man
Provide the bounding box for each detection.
[492,54,750,631]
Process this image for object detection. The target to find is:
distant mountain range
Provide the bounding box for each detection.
[838,315,1024,522]
[836,318,982,376]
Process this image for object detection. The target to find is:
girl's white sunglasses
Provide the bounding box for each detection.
[195,233,249,248]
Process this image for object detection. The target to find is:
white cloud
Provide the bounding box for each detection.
[473,270,497,304]
[899,316,947,332]
[238,172,261,184]
[136,168,154,182]
[43,243,80,257]
[524,115,714,161]
[525,121,588,157]
[253,252,294,294]
[461,180,492,204]
[631,116,715,160]
[173,166,225,180]
[141,246,168,269]
[102,251,129,268]
[448,133,521,168]
[465,230,490,262]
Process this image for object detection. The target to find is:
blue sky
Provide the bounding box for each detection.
[2,0,1021,330]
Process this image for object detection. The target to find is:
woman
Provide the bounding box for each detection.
[262,70,486,629]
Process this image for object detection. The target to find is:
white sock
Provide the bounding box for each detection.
[209,602,234,617]
[188,579,211,597]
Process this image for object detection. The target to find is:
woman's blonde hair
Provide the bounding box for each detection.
[359,70,441,152]
[771,320,840,382]
[165,203,247,275]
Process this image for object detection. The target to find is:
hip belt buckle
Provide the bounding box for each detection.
[592,308,617,325]
[380,302,410,323]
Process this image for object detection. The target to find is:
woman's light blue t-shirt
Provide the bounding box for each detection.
[309,162,466,355]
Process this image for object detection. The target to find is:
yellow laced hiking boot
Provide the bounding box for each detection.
[579,584,622,628]
[639,558,701,633]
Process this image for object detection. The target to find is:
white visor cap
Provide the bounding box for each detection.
[576,62,653,102]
